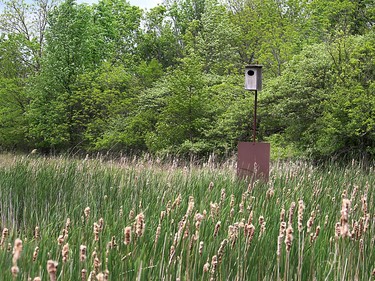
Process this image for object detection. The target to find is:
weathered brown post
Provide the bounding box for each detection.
[237,65,270,181]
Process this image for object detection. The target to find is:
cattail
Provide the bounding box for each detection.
[65,218,71,230]
[34,226,40,240]
[324,215,329,227]
[57,234,65,246]
[213,221,221,237]
[210,202,219,218]
[135,213,145,237]
[258,216,266,237]
[169,245,175,264]
[310,226,320,243]
[33,247,39,262]
[98,218,104,231]
[239,201,244,213]
[220,189,226,204]
[228,225,239,247]
[203,260,210,273]
[208,181,214,191]
[244,223,255,245]
[96,271,109,281]
[210,255,218,278]
[199,241,204,255]
[154,224,161,245]
[280,208,285,222]
[297,200,305,232]
[12,238,23,265]
[172,194,182,210]
[217,239,227,263]
[230,208,235,218]
[285,225,293,252]
[247,211,253,225]
[307,211,316,233]
[62,243,69,262]
[11,265,19,277]
[81,269,87,281]
[361,195,368,216]
[266,187,274,199]
[93,256,101,273]
[160,210,166,222]
[359,238,364,253]
[364,213,370,233]
[340,198,351,238]
[230,194,235,208]
[128,209,134,220]
[47,260,58,281]
[288,202,296,226]
[166,201,171,216]
[279,221,287,237]
[195,213,204,224]
[93,223,100,242]
[186,196,195,216]
[84,207,90,221]
[108,236,117,249]
[80,245,87,262]
[183,222,190,240]
[335,222,341,240]
[88,271,96,281]
[341,189,348,199]
[124,227,132,245]
[0,227,9,246]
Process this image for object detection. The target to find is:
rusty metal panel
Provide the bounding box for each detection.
[237,142,270,181]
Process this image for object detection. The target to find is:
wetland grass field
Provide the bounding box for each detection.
[0,154,374,280]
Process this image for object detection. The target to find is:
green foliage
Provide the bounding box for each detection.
[0,0,374,160]
[264,33,375,159]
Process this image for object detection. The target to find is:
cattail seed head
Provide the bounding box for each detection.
[0,227,9,246]
[11,265,19,277]
[34,226,40,240]
[12,238,23,265]
[33,246,39,262]
[210,255,218,276]
[135,213,145,237]
[62,243,69,262]
[217,239,227,263]
[203,260,210,273]
[124,227,132,245]
[47,260,58,281]
[84,207,90,221]
[288,202,296,226]
[199,241,204,255]
[213,221,221,237]
[80,245,87,262]
[285,225,293,252]
[81,269,87,281]
[298,200,305,232]
[230,194,235,208]
[154,224,161,244]
[93,256,101,273]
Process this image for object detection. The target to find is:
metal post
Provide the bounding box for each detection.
[253,90,257,143]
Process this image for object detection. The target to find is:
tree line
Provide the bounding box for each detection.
[0,0,374,160]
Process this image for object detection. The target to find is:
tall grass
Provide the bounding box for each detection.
[0,154,374,280]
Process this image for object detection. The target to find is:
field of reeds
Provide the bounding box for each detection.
[0,154,374,281]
